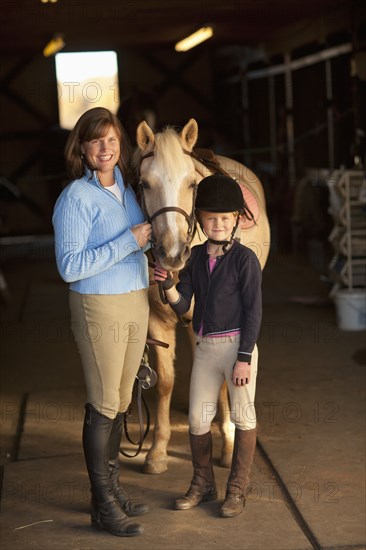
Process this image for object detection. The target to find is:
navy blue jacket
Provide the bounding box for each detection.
[170,240,262,363]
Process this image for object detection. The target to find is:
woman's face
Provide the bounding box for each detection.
[81,125,120,176]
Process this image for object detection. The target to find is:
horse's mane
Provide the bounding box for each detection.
[133,126,188,181]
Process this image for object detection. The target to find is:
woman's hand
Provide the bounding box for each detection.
[131,221,152,248]
[232,360,251,386]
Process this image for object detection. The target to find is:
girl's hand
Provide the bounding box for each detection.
[131,221,152,248]
[232,360,251,386]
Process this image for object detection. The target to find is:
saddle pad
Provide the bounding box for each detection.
[238,182,260,229]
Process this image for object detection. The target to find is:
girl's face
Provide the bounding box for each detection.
[199,211,237,241]
[81,125,120,177]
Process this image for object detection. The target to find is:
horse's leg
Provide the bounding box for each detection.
[218,383,235,468]
[143,313,177,474]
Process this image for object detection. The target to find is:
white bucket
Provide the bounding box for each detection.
[334,289,366,331]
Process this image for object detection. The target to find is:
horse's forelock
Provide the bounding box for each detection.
[154,128,188,180]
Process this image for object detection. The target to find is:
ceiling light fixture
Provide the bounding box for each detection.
[175,26,214,52]
[43,34,65,57]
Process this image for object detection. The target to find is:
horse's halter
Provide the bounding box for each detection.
[138,149,198,245]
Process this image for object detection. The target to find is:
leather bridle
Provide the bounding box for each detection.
[138,149,198,244]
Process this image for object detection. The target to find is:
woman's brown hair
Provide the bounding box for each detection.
[64,107,132,185]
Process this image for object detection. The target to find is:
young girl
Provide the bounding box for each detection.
[154,174,262,518]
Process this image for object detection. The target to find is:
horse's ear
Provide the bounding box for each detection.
[180,118,198,151]
[136,121,155,152]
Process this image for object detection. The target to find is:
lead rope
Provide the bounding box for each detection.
[119,341,166,458]
[120,346,156,458]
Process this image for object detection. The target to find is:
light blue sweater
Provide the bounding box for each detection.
[52,167,149,294]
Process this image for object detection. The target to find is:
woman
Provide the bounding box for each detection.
[53,107,151,537]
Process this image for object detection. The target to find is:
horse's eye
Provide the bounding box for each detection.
[189,181,197,189]
[140,179,150,190]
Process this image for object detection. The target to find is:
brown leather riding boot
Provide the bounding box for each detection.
[219,428,256,518]
[174,431,217,510]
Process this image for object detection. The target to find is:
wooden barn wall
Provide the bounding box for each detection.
[0,49,213,236]
[225,55,357,253]
[0,1,364,240]
[210,1,365,254]
[118,49,214,142]
[0,55,60,235]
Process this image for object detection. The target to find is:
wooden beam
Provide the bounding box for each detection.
[143,51,213,111]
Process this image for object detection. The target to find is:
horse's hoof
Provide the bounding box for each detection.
[219,453,232,469]
[142,460,168,475]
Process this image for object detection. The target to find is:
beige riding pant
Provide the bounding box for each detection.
[189,335,258,435]
[69,289,149,419]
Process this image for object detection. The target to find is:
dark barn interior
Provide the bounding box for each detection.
[0,1,365,549]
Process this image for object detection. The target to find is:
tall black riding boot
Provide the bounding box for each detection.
[174,431,217,510]
[219,428,256,518]
[108,411,149,517]
[82,404,143,536]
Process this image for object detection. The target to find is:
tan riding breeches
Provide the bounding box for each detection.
[69,289,149,419]
[189,336,258,434]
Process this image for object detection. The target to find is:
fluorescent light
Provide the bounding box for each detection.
[43,35,65,57]
[175,26,213,52]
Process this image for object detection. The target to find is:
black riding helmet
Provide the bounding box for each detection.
[195,174,255,249]
[195,174,245,213]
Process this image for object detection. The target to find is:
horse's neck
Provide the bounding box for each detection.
[192,158,213,180]
[193,155,266,207]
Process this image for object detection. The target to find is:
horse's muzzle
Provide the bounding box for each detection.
[154,243,191,271]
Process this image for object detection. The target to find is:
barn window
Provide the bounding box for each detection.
[55,51,119,130]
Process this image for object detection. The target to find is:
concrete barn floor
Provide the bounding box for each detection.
[0,251,365,550]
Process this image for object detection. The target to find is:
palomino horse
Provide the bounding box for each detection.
[135,118,270,474]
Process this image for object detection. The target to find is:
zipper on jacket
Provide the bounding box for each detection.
[200,251,228,336]
[200,255,213,336]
